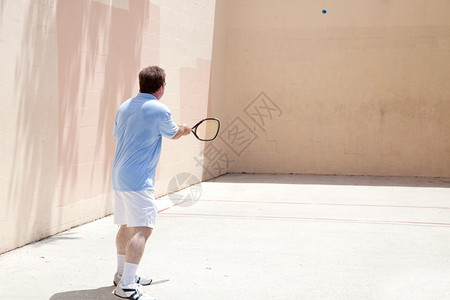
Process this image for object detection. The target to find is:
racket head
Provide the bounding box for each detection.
[191,118,220,141]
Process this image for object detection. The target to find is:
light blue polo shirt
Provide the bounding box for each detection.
[111,93,179,191]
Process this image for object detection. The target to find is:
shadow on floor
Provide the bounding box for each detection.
[50,286,116,300]
[50,280,169,300]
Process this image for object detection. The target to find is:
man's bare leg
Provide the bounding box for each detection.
[125,226,153,264]
[116,225,130,256]
[116,225,153,285]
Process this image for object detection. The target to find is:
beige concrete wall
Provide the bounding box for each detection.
[202,0,230,179]
[1,0,61,254]
[210,0,450,177]
[0,0,216,254]
[2,0,449,253]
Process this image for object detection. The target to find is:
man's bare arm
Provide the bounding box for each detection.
[171,124,191,140]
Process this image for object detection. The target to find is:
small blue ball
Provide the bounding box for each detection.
[322,9,327,14]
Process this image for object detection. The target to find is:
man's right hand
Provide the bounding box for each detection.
[171,124,191,139]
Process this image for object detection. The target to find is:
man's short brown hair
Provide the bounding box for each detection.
[139,66,165,94]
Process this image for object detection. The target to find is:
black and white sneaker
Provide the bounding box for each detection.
[114,272,152,286]
[113,282,156,300]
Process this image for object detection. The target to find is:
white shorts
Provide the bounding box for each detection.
[114,189,157,228]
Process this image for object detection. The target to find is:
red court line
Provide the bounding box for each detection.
[195,199,450,210]
[158,198,191,213]
[159,212,450,227]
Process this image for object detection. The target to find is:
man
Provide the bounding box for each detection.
[111,66,190,299]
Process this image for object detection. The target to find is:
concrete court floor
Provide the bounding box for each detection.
[1,173,450,300]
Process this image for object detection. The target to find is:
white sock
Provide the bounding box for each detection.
[117,254,126,275]
[121,262,139,286]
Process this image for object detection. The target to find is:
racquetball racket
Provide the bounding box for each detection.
[191,118,220,141]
